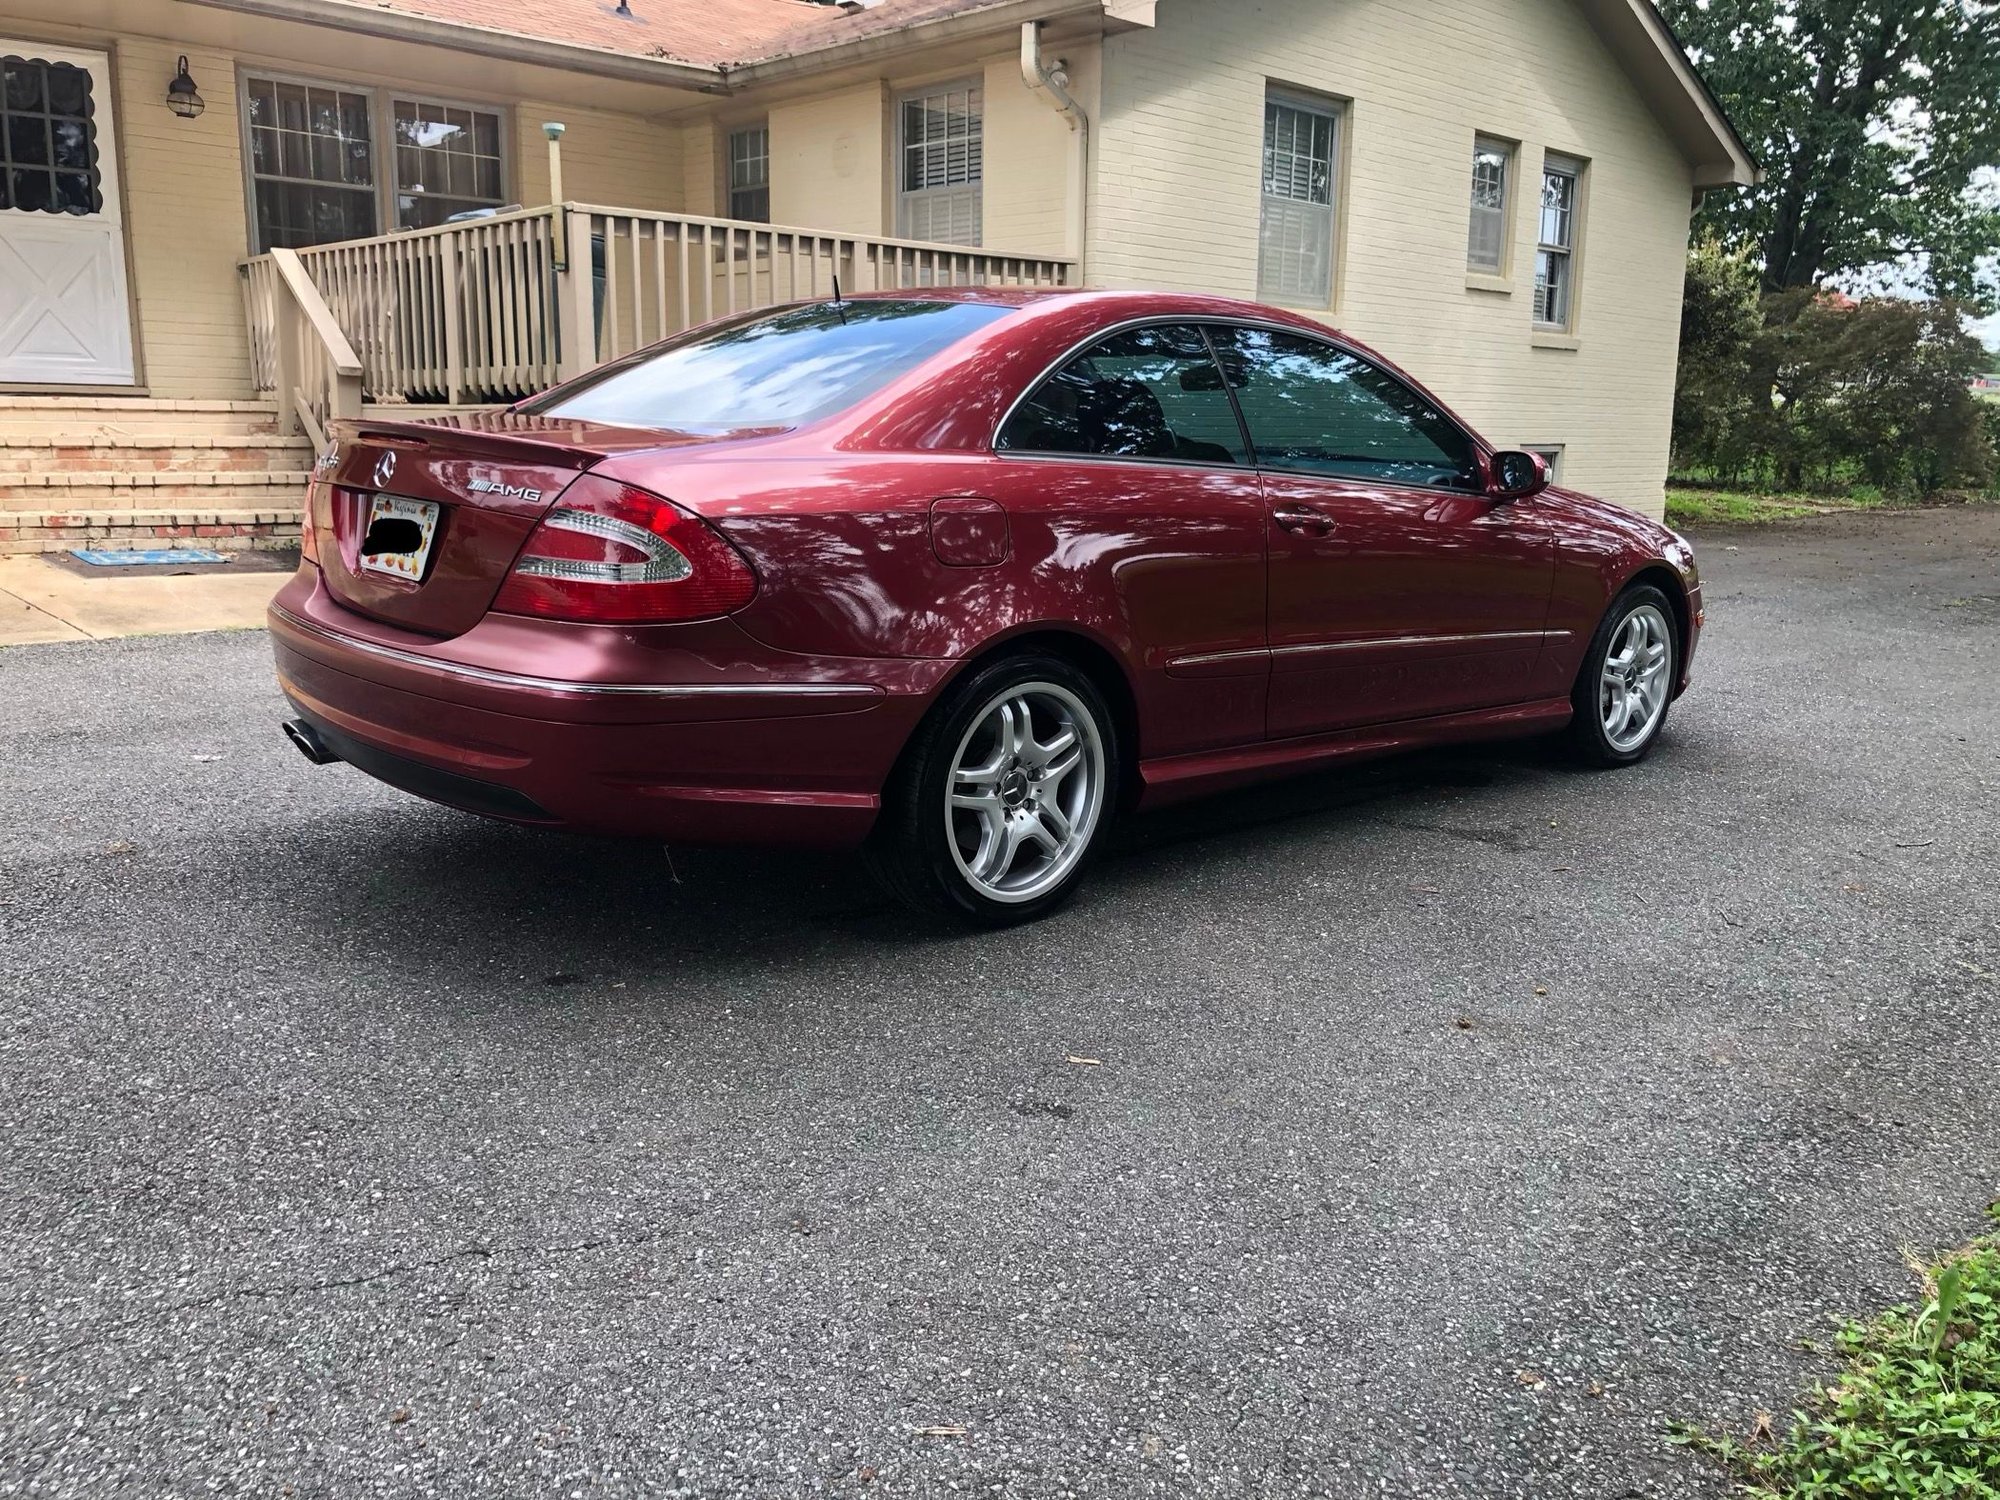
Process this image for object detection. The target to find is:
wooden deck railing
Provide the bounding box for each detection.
[240,204,1076,415]
[242,247,363,448]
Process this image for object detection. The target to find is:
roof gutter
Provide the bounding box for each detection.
[174,0,728,91]
[181,0,1146,98]
[725,0,1124,88]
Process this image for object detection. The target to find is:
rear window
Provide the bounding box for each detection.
[523,299,1013,430]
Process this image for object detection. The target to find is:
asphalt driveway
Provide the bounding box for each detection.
[3,507,1997,1498]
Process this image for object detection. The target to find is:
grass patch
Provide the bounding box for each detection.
[1673,1206,2000,1498]
[1663,487,1892,528]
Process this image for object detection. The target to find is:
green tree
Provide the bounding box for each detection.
[1672,240,1766,476]
[1674,283,1995,493]
[1826,296,1995,490]
[1661,0,2000,306]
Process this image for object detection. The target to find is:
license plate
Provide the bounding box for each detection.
[357,495,441,582]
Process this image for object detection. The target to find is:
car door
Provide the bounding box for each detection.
[1203,324,1556,738]
[990,321,1270,761]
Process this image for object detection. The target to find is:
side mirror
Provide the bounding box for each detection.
[1486,449,1550,502]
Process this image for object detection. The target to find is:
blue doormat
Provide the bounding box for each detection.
[70,548,230,567]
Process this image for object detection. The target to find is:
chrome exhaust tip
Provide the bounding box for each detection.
[282,718,340,766]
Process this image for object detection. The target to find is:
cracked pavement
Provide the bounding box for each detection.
[3,507,1999,1497]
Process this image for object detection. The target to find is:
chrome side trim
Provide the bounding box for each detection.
[1166,629,1561,672]
[270,603,883,701]
[1168,646,1270,670]
[1274,630,1549,659]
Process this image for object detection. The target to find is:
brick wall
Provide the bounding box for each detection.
[1090,0,1697,517]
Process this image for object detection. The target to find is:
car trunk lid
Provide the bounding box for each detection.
[312,412,750,638]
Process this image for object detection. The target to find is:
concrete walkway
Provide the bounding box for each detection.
[0,556,286,646]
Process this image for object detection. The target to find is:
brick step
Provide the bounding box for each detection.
[0,436,313,475]
[0,471,310,510]
[0,397,280,438]
[1,508,301,556]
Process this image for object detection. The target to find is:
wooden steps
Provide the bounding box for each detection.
[0,396,281,437]
[0,398,308,554]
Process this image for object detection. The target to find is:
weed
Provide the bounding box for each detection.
[1672,1205,2000,1498]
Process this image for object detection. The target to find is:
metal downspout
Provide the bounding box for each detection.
[1020,20,1090,284]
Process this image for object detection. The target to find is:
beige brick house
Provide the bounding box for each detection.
[0,0,1753,552]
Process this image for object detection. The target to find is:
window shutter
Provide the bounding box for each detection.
[898,83,982,246]
[1257,97,1338,306]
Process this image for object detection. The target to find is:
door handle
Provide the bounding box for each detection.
[1273,505,1336,536]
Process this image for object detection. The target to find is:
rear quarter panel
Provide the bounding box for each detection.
[595,450,1272,761]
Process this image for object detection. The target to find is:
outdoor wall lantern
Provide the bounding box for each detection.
[166,56,204,119]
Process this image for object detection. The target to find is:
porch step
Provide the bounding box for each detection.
[0,397,281,439]
[1,508,301,556]
[0,471,311,511]
[0,435,313,475]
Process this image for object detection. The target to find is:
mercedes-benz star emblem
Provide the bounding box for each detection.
[372,450,397,489]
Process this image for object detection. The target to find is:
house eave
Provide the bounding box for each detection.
[174,0,1132,95]
[722,0,1127,88]
[1580,0,1761,189]
[174,0,730,91]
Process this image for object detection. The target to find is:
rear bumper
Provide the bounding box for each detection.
[269,569,948,846]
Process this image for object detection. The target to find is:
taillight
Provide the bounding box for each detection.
[491,475,756,624]
[300,476,323,566]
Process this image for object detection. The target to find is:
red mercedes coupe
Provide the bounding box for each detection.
[271,289,1701,923]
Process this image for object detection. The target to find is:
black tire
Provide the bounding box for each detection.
[868,652,1120,925]
[1568,584,1680,767]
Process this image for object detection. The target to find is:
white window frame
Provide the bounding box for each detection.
[238,71,377,252]
[236,69,511,253]
[1534,152,1585,332]
[726,123,770,223]
[1257,89,1342,309]
[896,80,982,246]
[387,91,509,230]
[1524,444,1565,481]
[1467,134,1514,277]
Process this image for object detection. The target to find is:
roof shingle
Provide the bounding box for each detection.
[359,0,1016,69]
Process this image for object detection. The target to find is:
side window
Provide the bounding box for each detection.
[998,324,1249,465]
[1207,327,1480,490]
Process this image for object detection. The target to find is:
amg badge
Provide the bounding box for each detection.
[467,479,545,502]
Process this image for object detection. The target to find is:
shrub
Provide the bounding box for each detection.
[1673,266,1996,497]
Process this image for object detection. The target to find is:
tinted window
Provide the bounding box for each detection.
[1208,327,1480,490]
[525,300,1011,430]
[999,324,1249,465]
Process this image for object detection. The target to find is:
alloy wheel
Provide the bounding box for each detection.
[944,681,1107,905]
[1599,603,1673,753]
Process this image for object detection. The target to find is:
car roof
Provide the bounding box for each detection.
[834,285,1343,331]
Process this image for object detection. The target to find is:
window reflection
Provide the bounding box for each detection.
[1206,327,1480,490]
[999,324,1248,465]
[0,56,101,217]
[526,299,1012,430]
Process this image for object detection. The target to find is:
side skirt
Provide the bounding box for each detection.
[1135,697,1575,809]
